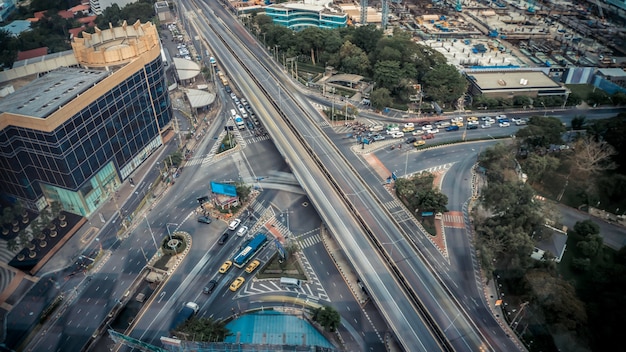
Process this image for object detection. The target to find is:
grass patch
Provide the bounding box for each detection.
[257,252,306,281]
[420,216,437,236]
[565,84,595,101]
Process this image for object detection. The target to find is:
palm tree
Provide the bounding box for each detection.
[2,207,14,230]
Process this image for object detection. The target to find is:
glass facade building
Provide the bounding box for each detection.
[265,3,347,30]
[0,21,171,216]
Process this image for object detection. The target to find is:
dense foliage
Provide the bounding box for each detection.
[395,173,448,214]
[250,17,467,108]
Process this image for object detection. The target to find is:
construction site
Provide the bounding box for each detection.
[231,0,626,70]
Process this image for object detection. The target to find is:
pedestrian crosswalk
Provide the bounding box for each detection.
[404,163,454,179]
[244,134,270,143]
[295,233,321,249]
[382,199,403,210]
[443,211,465,228]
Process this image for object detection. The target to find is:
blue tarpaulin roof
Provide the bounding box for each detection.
[210,182,237,197]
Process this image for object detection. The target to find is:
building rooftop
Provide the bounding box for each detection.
[467,70,560,90]
[0,67,108,119]
[1,20,31,37]
[597,68,626,77]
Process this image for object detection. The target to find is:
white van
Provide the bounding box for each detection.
[369,125,384,132]
[386,127,400,135]
[230,109,237,118]
[391,131,404,139]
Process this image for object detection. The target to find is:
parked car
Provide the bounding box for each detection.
[203,279,218,294]
[414,140,426,147]
[412,130,424,136]
[219,261,232,274]
[467,120,479,126]
[236,225,248,237]
[402,126,415,133]
[467,116,478,121]
[436,121,450,128]
[197,216,212,224]
[391,131,404,139]
[481,116,492,121]
[405,137,417,144]
[421,124,433,131]
[403,122,414,128]
[499,122,511,127]
[467,124,478,130]
[515,119,527,125]
[426,128,440,134]
[228,218,241,230]
[422,133,435,140]
[445,125,459,132]
[481,123,492,129]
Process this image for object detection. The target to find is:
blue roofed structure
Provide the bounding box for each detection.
[210,182,237,197]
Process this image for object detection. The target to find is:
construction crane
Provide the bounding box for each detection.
[360,0,367,24]
[382,0,389,29]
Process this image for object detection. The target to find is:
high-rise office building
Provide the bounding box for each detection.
[0,21,172,216]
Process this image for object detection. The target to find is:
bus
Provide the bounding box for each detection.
[280,277,301,288]
[233,234,267,268]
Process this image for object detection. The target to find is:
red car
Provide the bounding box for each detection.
[422,133,435,140]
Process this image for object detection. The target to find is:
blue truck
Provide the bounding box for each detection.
[170,302,199,332]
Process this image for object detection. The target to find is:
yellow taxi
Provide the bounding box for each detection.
[219,260,232,274]
[414,140,426,147]
[245,259,261,274]
[402,126,415,133]
[467,116,478,122]
[229,277,245,292]
[453,121,464,127]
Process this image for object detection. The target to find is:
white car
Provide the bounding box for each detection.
[421,124,433,131]
[499,122,511,127]
[467,120,479,126]
[481,116,492,121]
[451,117,463,123]
[515,119,527,125]
[426,128,440,134]
[236,225,248,237]
[228,218,241,230]
[412,130,424,136]
[404,122,414,128]
[391,131,404,138]
[481,123,492,129]
[495,114,507,120]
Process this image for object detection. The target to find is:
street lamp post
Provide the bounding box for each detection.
[166,223,179,241]
[145,215,159,252]
[541,102,547,117]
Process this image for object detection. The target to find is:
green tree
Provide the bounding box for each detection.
[571,220,600,238]
[350,24,383,54]
[373,60,402,90]
[338,41,369,75]
[370,87,392,110]
[313,305,341,332]
[421,64,467,106]
[0,29,19,69]
[565,92,582,106]
[523,154,560,184]
[612,92,626,105]
[587,89,611,106]
[513,95,532,107]
[571,115,586,130]
[576,233,603,258]
[515,116,566,148]
[524,269,588,333]
[2,207,14,227]
[176,317,231,342]
[6,238,19,252]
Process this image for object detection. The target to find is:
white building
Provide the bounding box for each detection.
[90,0,138,15]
